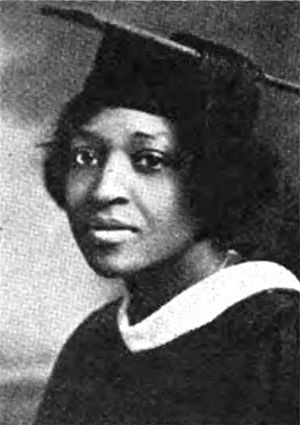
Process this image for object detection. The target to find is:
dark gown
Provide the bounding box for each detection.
[34,288,299,425]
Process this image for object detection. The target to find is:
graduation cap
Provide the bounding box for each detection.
[41,6,300,137]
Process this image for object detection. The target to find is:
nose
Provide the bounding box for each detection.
[91,151,131,207]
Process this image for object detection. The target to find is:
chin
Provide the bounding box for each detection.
[80,240,168,279]
[86,255,140,279]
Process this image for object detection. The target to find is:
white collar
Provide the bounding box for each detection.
[118,261,299,352]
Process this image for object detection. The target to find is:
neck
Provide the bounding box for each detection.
[124,240,226,325]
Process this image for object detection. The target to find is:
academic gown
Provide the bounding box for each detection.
[34,262,299,425]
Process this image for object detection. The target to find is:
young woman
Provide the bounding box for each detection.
[35,8,299,425]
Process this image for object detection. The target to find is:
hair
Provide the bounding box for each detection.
[43,85,299,277]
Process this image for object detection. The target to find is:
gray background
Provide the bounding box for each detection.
[0,1,299,423]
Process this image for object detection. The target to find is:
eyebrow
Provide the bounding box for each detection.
[72,128,107,145]
[72,128,173,150]
[130,131,173,149]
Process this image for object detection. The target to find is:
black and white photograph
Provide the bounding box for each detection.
[0,1,299,424]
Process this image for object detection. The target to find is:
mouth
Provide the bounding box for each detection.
[89,229,136,244]
[86,218,138,245]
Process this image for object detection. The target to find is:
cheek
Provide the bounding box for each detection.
[65,173,92,209]
[136,177,189,228]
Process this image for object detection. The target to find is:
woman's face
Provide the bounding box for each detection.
[65,107,198,278]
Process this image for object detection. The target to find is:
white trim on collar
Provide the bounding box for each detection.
[118,261,299,352]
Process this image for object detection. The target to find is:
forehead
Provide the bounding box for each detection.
[80,107,175,148]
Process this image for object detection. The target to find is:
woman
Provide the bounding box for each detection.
[35,7,299,425]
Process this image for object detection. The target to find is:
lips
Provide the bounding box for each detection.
[86,217,138,245]
[87,217,138,232]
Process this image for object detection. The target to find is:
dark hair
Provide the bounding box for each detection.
[43,89,299,277]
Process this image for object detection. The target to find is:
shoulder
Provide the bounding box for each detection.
[57,297,122,362]
[208,260,299,340]
[34,298,122,424]
[221,289,299,422]
[228,287,299,321]
[45,297,122,389]
[161,288,298,424]
[219,288,299,340]
[179,287,299,353]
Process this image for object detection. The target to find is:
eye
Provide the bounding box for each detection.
[133,150,169,172]
[71,147,99,168]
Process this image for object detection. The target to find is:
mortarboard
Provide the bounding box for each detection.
[41,6,300,137]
